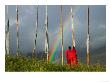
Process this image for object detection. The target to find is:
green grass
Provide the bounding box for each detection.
[5,55,106,72]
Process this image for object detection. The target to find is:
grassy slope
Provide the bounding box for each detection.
[5,55,106,72]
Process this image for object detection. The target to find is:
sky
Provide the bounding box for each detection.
[5,5,106,64]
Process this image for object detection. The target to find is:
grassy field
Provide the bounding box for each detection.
[5,55,106,72]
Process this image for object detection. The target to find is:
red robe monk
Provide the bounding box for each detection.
[71,47,78,65]
[65,46,74,65]
[65,48,72,65]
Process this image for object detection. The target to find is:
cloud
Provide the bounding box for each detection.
[90,24,106,49]
[6,5,106,56]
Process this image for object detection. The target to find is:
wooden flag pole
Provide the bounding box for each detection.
[16,6,19,56]
[6,5,10,55]
[32,6,38,58]
[45,5,49,62]
[71,6,75,47]
[61,5,64,65]
[86,6,90,65]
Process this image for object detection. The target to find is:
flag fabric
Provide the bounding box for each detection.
[16,6,19,56]
[86,6,90,65]
[71,7,75,47]
[5,6,10,55]
[32,6,39,57]
[45,5,49,62]
[60,5,64,65]
[6,19,9,34]
[35,6,38,47]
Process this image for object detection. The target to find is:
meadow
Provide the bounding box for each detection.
[5,55,106,72]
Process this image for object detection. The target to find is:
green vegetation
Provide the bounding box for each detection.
[5,55,106,72]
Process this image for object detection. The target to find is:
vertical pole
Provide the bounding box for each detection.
[32,6,38,58]
[45,5,49,62]
[16,6,19,56]
[60,5,64,65]
[86,6,90,65]
[6,5,10,55]
[5,6,8,55]
[71,7,75,47]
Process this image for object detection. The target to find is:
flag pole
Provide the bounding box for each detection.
[6,5,10,55]
[60,5,64,65]
[16,5,19,56]
[45,5,49,62]
[71,6,75,47]
[32,5,38,58]
[86,6,90,65]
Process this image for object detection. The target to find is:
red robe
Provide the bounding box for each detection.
[65,49,72,65]
[71,49,78,65]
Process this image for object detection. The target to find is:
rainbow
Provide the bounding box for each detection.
[49,13,71,63]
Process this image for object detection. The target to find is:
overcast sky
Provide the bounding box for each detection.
[5,5,106,58]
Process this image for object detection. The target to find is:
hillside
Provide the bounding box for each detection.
[5,55,106,72]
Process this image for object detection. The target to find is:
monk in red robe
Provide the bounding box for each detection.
[65,46,72,65]
[71,46,78,65]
